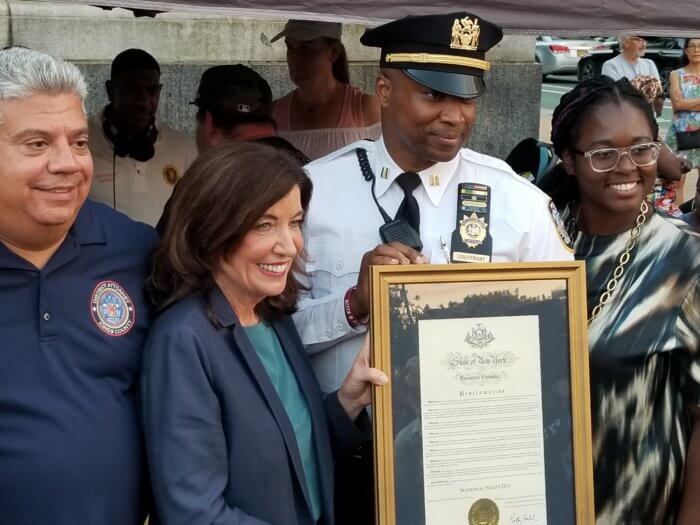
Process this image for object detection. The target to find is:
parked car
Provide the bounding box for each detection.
[577,37,683,91]
[535,36,602,79]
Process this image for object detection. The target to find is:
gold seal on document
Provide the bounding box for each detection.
[468,498,499,525]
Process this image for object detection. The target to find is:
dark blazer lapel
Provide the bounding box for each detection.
[230,323,314,510]
[272,318,335,521]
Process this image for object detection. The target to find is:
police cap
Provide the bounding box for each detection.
[361,12,503,98]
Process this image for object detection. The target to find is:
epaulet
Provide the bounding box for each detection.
[304,139,377,170]
[460,147,552,201]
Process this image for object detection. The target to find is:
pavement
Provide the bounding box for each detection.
[539,75,697,204]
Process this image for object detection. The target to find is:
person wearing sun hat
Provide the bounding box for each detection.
[293,11,575,525]
[271,19,382,160]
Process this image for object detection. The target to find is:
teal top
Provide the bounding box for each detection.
[243,322,322,521]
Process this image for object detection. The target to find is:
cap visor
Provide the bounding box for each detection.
[403,69,485,99]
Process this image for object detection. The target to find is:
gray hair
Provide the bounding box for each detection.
[0,47,87,109]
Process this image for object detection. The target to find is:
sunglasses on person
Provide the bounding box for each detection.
[572,142,662,172]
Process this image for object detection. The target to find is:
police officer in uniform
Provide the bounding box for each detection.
[297,11,573,394]
[293,13,574,523]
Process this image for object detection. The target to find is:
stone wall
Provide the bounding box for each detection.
[2,1,540,159]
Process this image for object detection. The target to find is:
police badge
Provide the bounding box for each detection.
[450,183,492,263]
[460,213,488,248]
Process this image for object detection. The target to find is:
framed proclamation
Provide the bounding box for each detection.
[369,262,593,525]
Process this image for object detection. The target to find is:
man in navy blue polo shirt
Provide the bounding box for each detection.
[0,47,157,524]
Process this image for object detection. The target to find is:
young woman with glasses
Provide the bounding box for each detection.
[550,76,700,525]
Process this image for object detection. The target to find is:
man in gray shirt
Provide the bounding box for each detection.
[602,36,660,81]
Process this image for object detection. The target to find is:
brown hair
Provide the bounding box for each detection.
[325,38,350,85]
[148,142,312,321]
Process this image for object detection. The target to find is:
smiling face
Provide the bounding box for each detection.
[215,186,304,315]
[378,69,477,172]
[0,93,92,247]
[565,100,657,233]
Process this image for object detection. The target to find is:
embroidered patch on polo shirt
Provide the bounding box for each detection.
[90,280,135,336]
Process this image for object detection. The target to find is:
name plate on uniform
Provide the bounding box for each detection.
[451,183,492,263]
[369,262,594,525]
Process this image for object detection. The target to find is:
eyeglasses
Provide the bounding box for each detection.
[572,142,661,172]
[687,44,700,51]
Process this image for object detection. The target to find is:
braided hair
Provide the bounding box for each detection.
[551,76,658,158]
[547,76,659,207]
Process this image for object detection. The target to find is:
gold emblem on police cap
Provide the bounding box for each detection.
[459,212,488,248]
[468,498,499,525]
[450,17,480,51]
[162,164,179,186]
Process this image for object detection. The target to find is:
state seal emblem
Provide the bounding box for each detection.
[468,498,499,525]
[459,212,488,248]
[450,16,480,51]
[465,323,495,349]
[91,280,135,336]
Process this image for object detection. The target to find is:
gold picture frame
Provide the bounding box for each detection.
[370,262,593,525]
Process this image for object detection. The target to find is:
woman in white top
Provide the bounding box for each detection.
[271,20,381,161]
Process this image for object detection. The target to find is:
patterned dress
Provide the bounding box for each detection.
[666,68,700,167]
[574,213,700,524]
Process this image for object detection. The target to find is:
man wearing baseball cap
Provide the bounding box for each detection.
[192,64,305,162]
[294,13,574,523]
[156,64,307,233]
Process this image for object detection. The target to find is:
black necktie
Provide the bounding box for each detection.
[394,172,421,233]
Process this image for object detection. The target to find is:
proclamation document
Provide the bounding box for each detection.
[418,315,547,525]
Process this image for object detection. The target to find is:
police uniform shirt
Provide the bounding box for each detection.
[0,201,157,524]
[294,137,574,393]
[88,110,198,226]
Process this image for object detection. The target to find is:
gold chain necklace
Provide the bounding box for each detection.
[588,200,649,325]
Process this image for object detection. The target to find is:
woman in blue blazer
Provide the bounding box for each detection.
[141,142,387,525]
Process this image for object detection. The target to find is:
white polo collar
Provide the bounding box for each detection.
[372,137,459,207]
